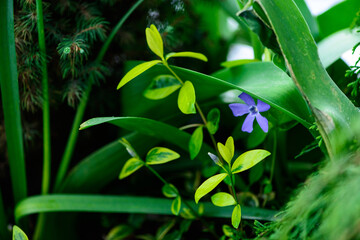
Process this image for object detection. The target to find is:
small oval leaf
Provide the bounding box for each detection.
[146,24,163,58]
[166,51,208,62]
[13,226,29,240]
[211,192,236,207]
[178,81,196,114]
[225,136,235,160]
[119,158,144,179]
[231,204,241,229]
[143,75,181,100]
[189,126,203,160]
[195,173,228,203]
[232,150,271,174]
[206,108,220,134]
[171,196,181,216]
[162,184,179,198]
[146,147,180,165]
[117,60,161,89]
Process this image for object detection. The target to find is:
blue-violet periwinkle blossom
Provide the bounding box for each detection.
[229,92,270,133]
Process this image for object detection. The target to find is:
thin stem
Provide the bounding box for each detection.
[269,130,277,183]
[36,0,51,195]
[145,164,219,238]
[54,0,144,190]
[163,63,223,162]
[0,0,27,203]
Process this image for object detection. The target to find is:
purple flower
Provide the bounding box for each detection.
[229,93,270,133]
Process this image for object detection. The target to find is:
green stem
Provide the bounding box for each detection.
[179,123,203,131]
[163,63,223,163]
[145,164,219,238]
[54,0,144,190]
[0,0,27,204]
[0,188,9,240]
[269,130,277,183]
[36,0,51,195]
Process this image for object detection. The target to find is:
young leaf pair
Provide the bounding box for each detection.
[195,136,270,228]
[118,138,182,215]
[116,24,207,115]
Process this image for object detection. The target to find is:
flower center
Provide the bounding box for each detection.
[249,105,258,115]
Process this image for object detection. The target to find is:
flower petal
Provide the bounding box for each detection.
[257,100,270,112]
[239,92,255,106]
[242,114,255,133]
[256,113,269,133]
[229,103,249,117]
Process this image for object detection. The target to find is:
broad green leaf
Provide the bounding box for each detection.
[256,0,360,156]
[146,147,180,165]
[119,158,144,179]
[178,81,196,114]
[232,150,270,174]
[162,184,178,198]
[206,108,220,134]
[143,75,181,100]
[12,226,28,240]
[293,0,319,39]
[145,24,163,59]
[15,194,278,223]
[106,225,133,240]
[166,52,208,62]
[171,196,181,216]
[195,173,228,203]
[221,59,260,68]
[317,0,359,39]
[318,29,360,68]
[189,126,203,160]
[211,192,236,207]
[231,204,241,229]
[117,60,161,89]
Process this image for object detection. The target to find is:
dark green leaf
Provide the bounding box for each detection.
[189,126,203,160]
[106,225,133,240]
[162,184,179,198]
[206,108,220,134]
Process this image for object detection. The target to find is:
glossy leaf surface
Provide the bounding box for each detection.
[195,173,228,203]
[232,150,270,174]
[189,126,203,160]
[231,204,241,229]
[211,192,236,207]
[162,184,178,198]
[119,158,144,179]
[171,196,181,216]
[143,75,181,100]
[166,51,208,62]
[12,226,28,240]
[178,81,196,114]
[146,147,180,165]
[146,24,163,58]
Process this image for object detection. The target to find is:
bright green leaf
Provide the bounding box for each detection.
[206,108,220,134]
[106,224,133,240]
[171,196,181,216]
[145,24,163,59]
[119,158,144,179]
[12,226,28,240]
[189,126,203,160]
[117,60,161,89]
[178,81,196,114]
[146,147,180,165]
[143,75,181,100]
[225,136,234,160]
[166,52,208,62]
[231,204,241,229]
[162,184,178,198]
[222,225,234,237]
[195,173,228,203]
[211,192,236,207]
[232,150,271,174]
[217,139,233,164]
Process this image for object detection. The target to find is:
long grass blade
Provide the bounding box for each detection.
[36,0,51,195]
[0,0,27,203]
[54,0,144,190]
[15,195,277,224]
